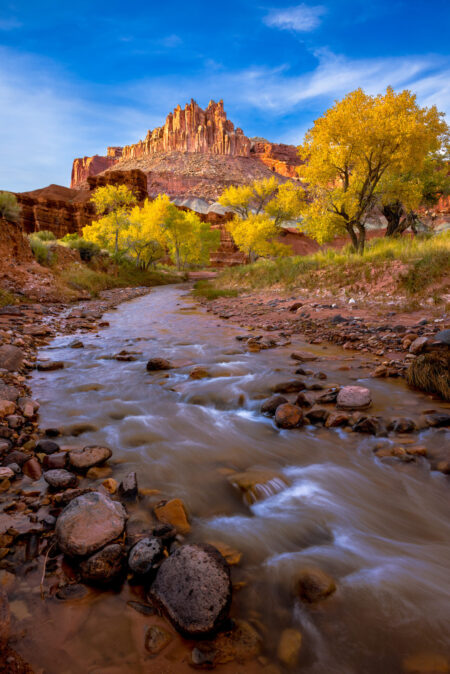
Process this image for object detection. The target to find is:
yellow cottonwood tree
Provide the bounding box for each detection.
[298,87,449,252]
[121,197,167,268]
[85,185,137,254]
[219,177,305,261]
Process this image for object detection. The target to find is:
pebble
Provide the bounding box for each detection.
[146,358,172,371]
[277,628,302,669]
[154,498,191,535]
[44,469,78,490]
[296,567,336,603]
[80,544,124,585]
[128,537,164,576]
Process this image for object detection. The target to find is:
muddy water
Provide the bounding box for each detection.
[18,284,450,673]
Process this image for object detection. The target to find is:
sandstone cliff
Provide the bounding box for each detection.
[70,99,301,194]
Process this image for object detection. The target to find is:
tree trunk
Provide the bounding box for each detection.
[383,202,404,237]
[345,222,359,250]
[356,223,366,254]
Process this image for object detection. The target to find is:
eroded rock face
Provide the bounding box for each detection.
[150,544,232,637]
[55,492,127,557]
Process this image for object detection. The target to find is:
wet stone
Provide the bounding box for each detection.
[119,471,138,501]
[150,544,232,638]
[145,625,173,656]
[146,358,172,371]
[260,395,288,416]
[43,452,68,470]
[127,600,155,616]
[275,403,303,429]
[80,543,124,586]
[56,491,127,557]
[277,628,302,669]
[44,469,78,490]
[154,499,190,535]
[352,416,384,435]
[128,537,164,576]
[22,457,42,480]
[294,392,313,408]
[337,386,372,410]
[69,445,112,470]
[37,361,65,371]
[273,380,306,394]
[36,439,60,455]
[316,388,340,404]
[388,418,416,433]
[56,584,88,601]
[296,567,336,603]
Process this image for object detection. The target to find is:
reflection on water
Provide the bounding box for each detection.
[17,284,450,672]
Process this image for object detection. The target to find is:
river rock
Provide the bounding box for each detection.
[305,407,330,424]
[191,619,261,666]
[22,457,42,480]
[294,392,313,408]
[44,469,78,490]
[325,412,350,428]
[273,380,306,394]
[432,329,450,346]
[336,386,372,410]
[145,625,172,655]
[37,361,65,371]
[150,544,232,637]
[36,439,60,455]
[56,491,127,557]
[388,418,416,433]
[69,340,84,348]
[119,471,138,501]
[69,445,112,470]
[0,384,20,402]
[189,366,210,380]
[128,537,164,576]
[296,567,336,603]
[0,345,24,372]
[316,388,340,404]
[409,336,428,355]
[261,395,288,416]
[154,499,191,535]
[0,467,14,480]
[290,351,318,362]
[277,628,302,669]
[43,452,68,470]
[79,543,124,585]
[353,416,384,435]
[146,358,172,371]
[228,469,289,504]
[0,400,15,417]
[275,403,303,429]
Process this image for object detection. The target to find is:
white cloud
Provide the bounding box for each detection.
[264,4,326,32]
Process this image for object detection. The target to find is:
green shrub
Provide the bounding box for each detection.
[32,230,57,241]
[0,192,21,222]
[28,235,55,266]
[67,237,100,262]
[61,232,80,242]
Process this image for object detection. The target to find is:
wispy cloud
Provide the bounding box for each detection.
[264,4,326,32]
[1,45,449,191]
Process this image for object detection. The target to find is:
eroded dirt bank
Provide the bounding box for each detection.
[0,284,449,674]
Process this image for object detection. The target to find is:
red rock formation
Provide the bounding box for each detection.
[87,169,148,202]
[250,140,302,178]
[70,100,301,192]
[0,218,33,263]
[71,155,119,188]
[15,170,149,239]
[121,99,250,161]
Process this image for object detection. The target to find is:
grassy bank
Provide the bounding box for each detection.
[192,279,239,300]
[216,233,450,302]
[59,263,181,297]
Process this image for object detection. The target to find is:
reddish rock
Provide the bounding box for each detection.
[275,403,303,429]
[22,457,42,480]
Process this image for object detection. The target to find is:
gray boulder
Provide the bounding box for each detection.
[150,544,231,637]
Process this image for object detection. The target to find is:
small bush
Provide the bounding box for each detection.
[28,235,55,266]
[192,280,239,300]
[60,232,80,242]
[0,289,19,307]
[406,352,450,401]
[32,230,57,241]
[67,237,100,262]
[0,192,21,222]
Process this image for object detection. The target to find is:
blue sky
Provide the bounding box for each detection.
[1,0,449,190]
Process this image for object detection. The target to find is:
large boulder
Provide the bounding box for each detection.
[150,544,232,638]
[336,386,371,410]
[55,492,127,557]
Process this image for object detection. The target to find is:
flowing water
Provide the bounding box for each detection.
[14,284,450,673]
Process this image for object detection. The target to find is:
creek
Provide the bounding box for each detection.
[14,284,450,673]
